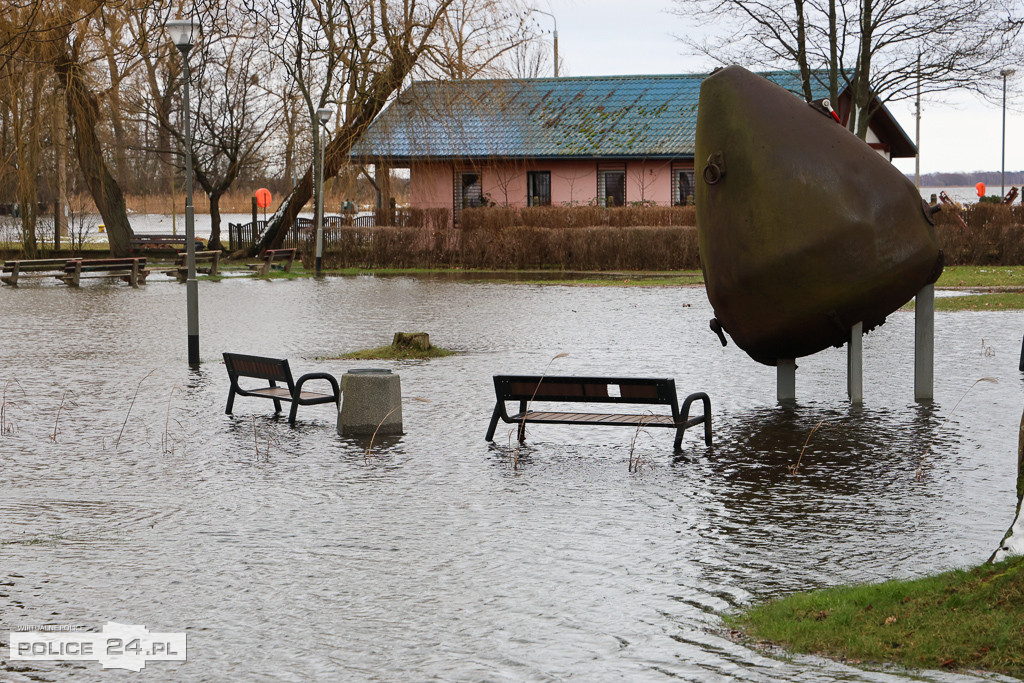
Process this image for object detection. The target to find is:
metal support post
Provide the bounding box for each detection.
[847,321,863,403]
[915,284,934,400]
[777,358,796,402]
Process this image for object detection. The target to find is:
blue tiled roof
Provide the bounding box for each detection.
[350,71,835,161]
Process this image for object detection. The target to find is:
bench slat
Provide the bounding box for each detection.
[515,411,677,426]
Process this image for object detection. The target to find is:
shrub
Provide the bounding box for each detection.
[306,224,700,271]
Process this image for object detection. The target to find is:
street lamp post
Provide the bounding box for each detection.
[1001,69,1015,198]
[166,18,201,367]
[530,8,558,77]
[314,106,333,277]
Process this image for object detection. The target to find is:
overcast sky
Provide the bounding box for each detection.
[543,0,1022,181]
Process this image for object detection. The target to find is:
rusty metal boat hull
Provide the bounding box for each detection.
[695,66,941,366]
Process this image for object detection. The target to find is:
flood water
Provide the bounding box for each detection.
[1,276,1022,682]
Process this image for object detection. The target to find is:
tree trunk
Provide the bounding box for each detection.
[52,45,133,256]
[209,191,224,252]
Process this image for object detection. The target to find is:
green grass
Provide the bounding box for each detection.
[936,292,1024,311]
[727,555,1024,677]
[326,345,457,360]
[937,266,1024,288]
[902,292,1024,311]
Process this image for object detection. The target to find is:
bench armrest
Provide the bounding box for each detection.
[294,372,340,400]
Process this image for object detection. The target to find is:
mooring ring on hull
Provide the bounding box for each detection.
[703,151,726,185]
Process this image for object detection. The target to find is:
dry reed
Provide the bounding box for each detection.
[115,370,155,449]
[1,378,23,436]
[510,352,569,470]
[628,415,656,473]
[50,387,75,443]
[788,420,826,475]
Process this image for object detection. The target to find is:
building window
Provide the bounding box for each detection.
[597,165,625,207]
[527,171,551,206]
[672,165,695,206]
[456,171,483,209]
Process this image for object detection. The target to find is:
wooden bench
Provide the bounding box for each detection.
[58,257,148,288]
[152,250,222,282]
[129,234,205,254]
[248,248,296,276]
[2,258,78,286]
[485,375,711,451]
[223,352,340,425]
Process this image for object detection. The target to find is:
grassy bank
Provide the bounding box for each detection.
[726,555,1024,677]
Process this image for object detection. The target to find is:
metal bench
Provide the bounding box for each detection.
[57,257,148,288]
[2,258,78,286]
[223,352,340,425]
[247,248,296,276]
[485,375,711,451]
[128,234,205,254]
[152,250,222,282]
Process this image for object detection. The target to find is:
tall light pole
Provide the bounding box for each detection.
[530,8,558,77]
[167,18,201,367]
[1001,69,1015,198]
[314,106,333,276]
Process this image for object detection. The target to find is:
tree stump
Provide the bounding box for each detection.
[392,332,431,351]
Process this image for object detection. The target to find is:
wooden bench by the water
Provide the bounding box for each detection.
[223,352,340,425]
[153,250,221,282]
[2,258,77,286]
[59,257,148,288]
[129,234,205,254]
[248,248,296,276]
[485,375,711,451]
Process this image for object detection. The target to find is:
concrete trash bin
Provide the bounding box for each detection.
[337,369,403,436]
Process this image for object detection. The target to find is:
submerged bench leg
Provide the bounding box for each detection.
[225,387,236,415]
[485,404,502,442]
[269,380,282,413]
[516,399,527,443]
[676,392,712,451]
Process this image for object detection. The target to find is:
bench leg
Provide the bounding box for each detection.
[225,387,236,415]
[676,392,712,450]
[269,380,282,413]
[288,401,299,425]
[517,399,527,443]
[485,404,502,441]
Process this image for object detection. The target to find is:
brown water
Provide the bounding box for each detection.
[1,276,1021,681]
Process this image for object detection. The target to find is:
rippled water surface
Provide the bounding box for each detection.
[1,276,1022,681]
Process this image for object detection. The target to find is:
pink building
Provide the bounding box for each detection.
[350,73,915,224]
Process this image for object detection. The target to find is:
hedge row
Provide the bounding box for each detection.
[313,224,701,270]
[311,203,1024,271]
[459,205,696,230]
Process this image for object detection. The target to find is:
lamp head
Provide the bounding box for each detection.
[1001,68,1016,78]
[316,107,334,126]
[166,19,199,53]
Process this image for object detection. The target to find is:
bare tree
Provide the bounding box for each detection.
[425,0,537,79]
[46,0,157,255]
[674,0,1024,138]
[245,0,466,255]
[133,1,279,250]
